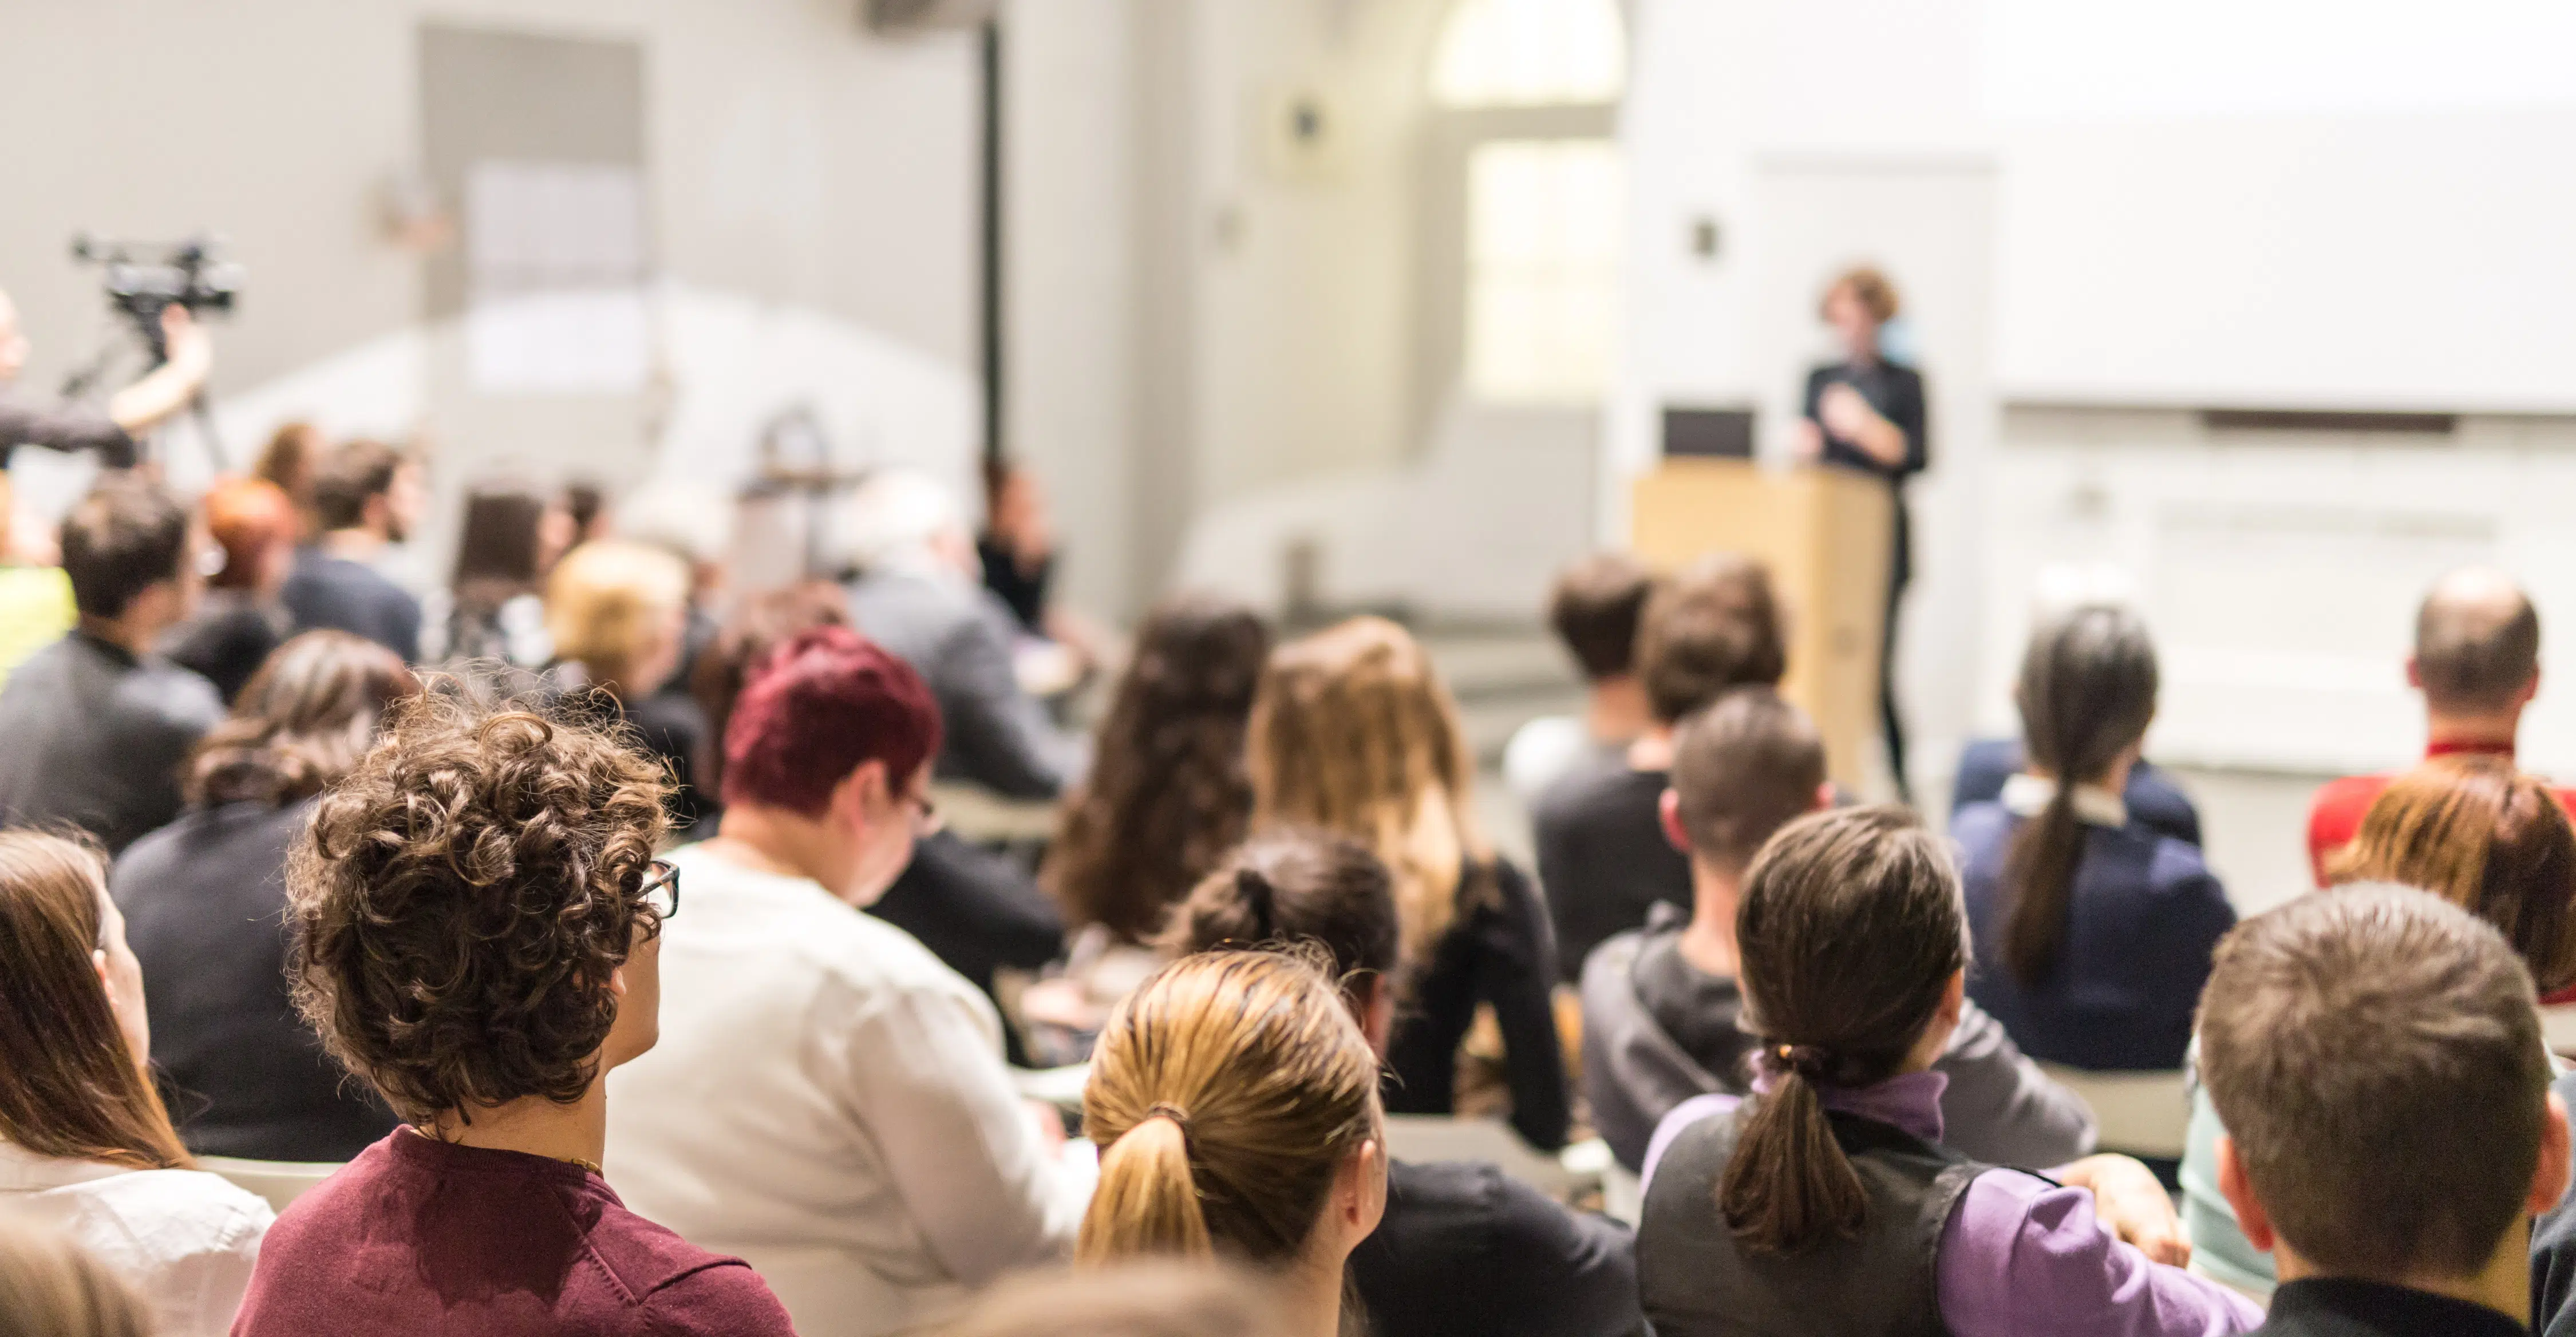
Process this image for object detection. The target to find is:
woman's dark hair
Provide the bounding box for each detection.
[1160,831,1401,1000]
[687,581,855,798]
[1719,806,1965,1255]
[2001,603,2159,985]
[186,631,421,807]
[287,690,669,1124]
[0,832,191,1172]
[1046,594,1272,942]
[452,486,548,591]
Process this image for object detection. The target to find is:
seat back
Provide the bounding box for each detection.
[195,1156,343,1214]
[2037,1065,2190,1160]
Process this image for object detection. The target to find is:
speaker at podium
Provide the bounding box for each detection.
[1630,419,1893,793]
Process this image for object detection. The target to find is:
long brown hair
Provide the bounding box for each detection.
[2330,753,2576,991]
[1079,951,1381,1267]
[1718,806,1966,1255]
[2002,603,2158,985]
[1247,617,1490,970]
[1046,593,1271,942]
[0,832,191,1171]
[186,630,420,808]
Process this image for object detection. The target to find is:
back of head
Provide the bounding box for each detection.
[2002,602,2159,985]
[1080,951,1381,1267]
[451,486,550,591]
[310,438,404,534]
[2198,884,2547,1281]
[1248,616,1485,969]
[721,625,942,816]
[202,477,298,591]
[1160,831,1401,997]
[1049,592,1272,942]
[1671,687,1827,874]
[0,831,189,1170]
[1719,806,1966,1255]
[545,539,690,688]
[59,476,189,620]
[2330,753,2576,991]
[289,690,669,1122]
[1548,552,1656,683]
[1636,554,1788,723]
[1822,266,1901,324]
[688,582,854,798]
[942,1262,1293,1337]
[841,468,967,576]
[2415,568,2540,717]
[254,421,321,506]
[187,630,420,808]
[0,1223,153,1337]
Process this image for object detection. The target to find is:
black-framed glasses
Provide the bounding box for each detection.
[903,786,939,836]
[638,859,681,922]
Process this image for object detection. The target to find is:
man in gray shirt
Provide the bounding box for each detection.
[1579,686,2095,1173]
[0,477,223,852]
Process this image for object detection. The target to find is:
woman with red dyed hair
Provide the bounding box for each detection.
[164,477,299,702]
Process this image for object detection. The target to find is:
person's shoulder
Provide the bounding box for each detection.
[129,655,223,723]
[1535,754,1647,826]
[583,1195,784,1309]
[2308,772,2388,828]
[1579,925,1652,995]
[62,1164,275,1254]
[1949,800,2014,855]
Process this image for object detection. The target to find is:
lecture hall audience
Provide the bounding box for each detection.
[1163,832,1643,1337]
[110,630,416,1161]
[232,690,795,1336]
[1504,551,1656,806]
[546,537,715,832]
[1536,551,1789,979]
[1249,615,1571,1150]
[434,483,573,667]
[1581,687,2094,1174]
[605,627,1082,1336]
[1953,602,2236,1072]
[0,476,223,853]
[0,830,272,1337]
[1634,807,2255,1337]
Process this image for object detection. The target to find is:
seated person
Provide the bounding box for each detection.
[1951,734,2200,846]
[1252,616,1568,1150]
[2309,567,2576,884]
[606,628,1081,1336]
[841,468,1087,800]
[113,631,417,1161]
[1635,807,2257,1337]
[1075,950,1384,1337]
[1165,831,1642,1337]
[547,538,713,832]
[2200,885,2567,1337]
[279,438,424,661]
[1584,687,2093,1173]
[2185,756,2576,1296]
[163,478,298,703]
[0,831,271,1337]
[1504,552,1655,807]
[0,477,223,852]
[1955,603,2235,1071]
[1536,552,1787,981]
[233,692,794,1336]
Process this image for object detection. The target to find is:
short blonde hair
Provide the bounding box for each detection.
[1820,266,1900,324]
[546,539,689,689]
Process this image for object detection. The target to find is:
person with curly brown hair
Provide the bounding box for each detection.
[229,692,795,1337]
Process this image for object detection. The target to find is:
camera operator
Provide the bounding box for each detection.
[0,286,212,469]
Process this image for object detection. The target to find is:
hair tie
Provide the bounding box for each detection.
[1234,867,1275,938]
[1769,1043,1835,1083]
[1145,1103,1193,1141]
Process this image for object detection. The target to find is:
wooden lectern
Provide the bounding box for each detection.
[1629,459,1893,790]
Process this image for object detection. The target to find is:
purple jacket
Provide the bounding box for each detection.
[1644,1073,2260,1337]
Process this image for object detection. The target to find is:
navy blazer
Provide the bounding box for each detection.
[1951,738,2204,848]
[1953,800,2236,1071]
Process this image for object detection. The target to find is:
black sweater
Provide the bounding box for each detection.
[1384,860,1571,1151]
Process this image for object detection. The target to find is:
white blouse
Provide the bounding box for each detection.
[0,1139,273,1337]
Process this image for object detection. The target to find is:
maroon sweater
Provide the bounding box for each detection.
[231,1131,796,1336]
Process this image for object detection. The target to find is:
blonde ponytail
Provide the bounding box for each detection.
[1079,1112,1214,1264]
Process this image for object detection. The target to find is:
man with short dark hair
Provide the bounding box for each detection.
[1534,552,1787,979]
[2307,568,2576,883]
[280,438,424,660]
[1580,687,2094,1173]
[1504,552,1657,805]
[2200,884,2568,1336]
[0,477,222,851]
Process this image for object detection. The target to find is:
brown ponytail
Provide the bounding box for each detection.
[1717,806,1967,1255]
[1080,951,1382,1268]
[2000,604,2158,985]
[1157,831,1402,999]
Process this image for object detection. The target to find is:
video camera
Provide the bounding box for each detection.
[70,233,242,354]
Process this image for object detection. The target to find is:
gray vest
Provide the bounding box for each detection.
[1638,1108,1986,1337]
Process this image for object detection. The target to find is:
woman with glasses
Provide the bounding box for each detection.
[230,692,795,1336]
[113,630,417,1162]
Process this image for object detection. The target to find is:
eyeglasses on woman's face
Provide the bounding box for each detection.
[638,859,681,921]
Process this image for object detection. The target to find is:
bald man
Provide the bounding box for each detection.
[2306,567,2576,883]
[0,286,211,469]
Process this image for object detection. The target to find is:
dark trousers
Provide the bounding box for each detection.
[1882,504,1913,804]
